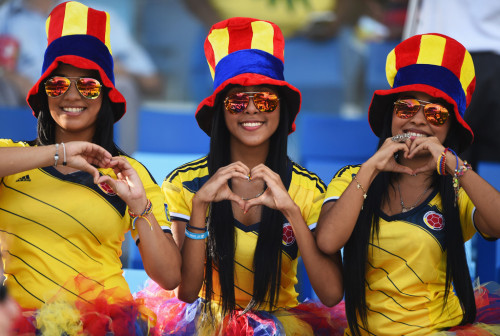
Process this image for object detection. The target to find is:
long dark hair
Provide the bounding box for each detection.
[204,85,291,317]
[344,104,476,335]
[33,88,121,156]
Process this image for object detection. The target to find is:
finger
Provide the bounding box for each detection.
[226,192,245,209]
[243,197,263,214]
[218,165,249,181]
[78,162,101,183]
[413,163,436,175]
[223,162,250,176]
[96,175,119,193]
[391,163,416,176]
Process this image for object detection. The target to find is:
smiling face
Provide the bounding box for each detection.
[224,85,281,150]
[391,91,451,145]
[47,63,103,142]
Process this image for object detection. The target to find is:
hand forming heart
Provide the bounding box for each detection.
[195,162,294,214]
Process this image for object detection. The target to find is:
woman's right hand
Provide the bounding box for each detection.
[193,161,249,209]
[61,141,112,182]
[364,137,414,175]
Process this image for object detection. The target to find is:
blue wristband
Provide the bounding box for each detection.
[185,228,209,240]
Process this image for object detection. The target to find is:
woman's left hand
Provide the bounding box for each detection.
[242,164,295,214]
[406,136,445,175]
[96,156,147,213]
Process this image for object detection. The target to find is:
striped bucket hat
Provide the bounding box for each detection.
[368,33,476,148]
[27,1,126,121]
[195,17,301,136]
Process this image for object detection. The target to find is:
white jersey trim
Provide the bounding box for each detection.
[170,212,190,221]
[323,196,339,204]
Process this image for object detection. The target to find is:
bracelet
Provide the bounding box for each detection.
[456,161,472,177]
[186,223,207,232]
[129,199,153,230]
[446,148,460,207]
[54,143,60,166]
[453,160,472,206]
[185,228,209,240]
[353,175,367,200]
[353,175,367,210]
[436,150,448,176]
[61,142,67,166]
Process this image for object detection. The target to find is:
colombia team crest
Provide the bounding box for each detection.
[282,223,296,246]
[423,211,445,230]
[98,182,116,196]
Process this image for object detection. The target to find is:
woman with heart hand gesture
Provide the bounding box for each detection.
[0,3,181,334]
[316,34,500,336]
[135,18,346,335]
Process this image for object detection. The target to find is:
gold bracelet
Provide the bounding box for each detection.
[353,175,367,200]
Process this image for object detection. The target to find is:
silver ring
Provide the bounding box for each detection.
[391,134,410,143]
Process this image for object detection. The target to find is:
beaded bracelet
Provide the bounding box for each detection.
[185,228,209,240]
[186,223,207,232]
[445,148,460,207]
[129,199,153,230]
[455,161,472,177]
[54,143,60,166]
[436,149,448,176]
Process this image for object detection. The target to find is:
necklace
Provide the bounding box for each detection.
[241,189,266,201]
[397,182,431,213]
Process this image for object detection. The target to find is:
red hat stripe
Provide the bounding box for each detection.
[272,25,284,61]
[228,24,253,54]
[441,42,465,80]
[46,3,66,46]
[394,34,419,71]
[87,8,107,46]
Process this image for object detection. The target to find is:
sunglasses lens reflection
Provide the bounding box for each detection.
[225,92,279,114]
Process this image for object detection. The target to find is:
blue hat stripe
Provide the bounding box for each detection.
[393,64,466,116]
[42,35,115,84]
[213,49,284,90]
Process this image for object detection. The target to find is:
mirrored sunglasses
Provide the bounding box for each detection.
[224,91,279,114]
[393,98,449,126]
[45,76,102,99]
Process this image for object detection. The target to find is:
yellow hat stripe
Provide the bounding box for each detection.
[417,34,446,66]
[386,49,397,87]
[62,1,88,37]
[460,51,475,98]
[45,15,51,38]
[208,27,230,78]
[250,21,274,56]
[208,28,230,66]
[105,12,112,55]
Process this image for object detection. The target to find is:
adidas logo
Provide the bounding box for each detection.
[16,175,31,182]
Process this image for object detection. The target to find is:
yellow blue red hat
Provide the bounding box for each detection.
[26,1,126,121]
[368,33,475,147]
[195,17,301,136]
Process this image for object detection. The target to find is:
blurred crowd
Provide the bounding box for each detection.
[0,0,407,144]
[0,0,498,162]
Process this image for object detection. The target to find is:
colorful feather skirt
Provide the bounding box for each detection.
[134,280,347,336]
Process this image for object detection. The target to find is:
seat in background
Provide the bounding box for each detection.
[0,106,37,141]
[285,38,342,114]
[297,113,379,183]
[126,105,210,269]
[364,41,399,111]
[475,161,500,283]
